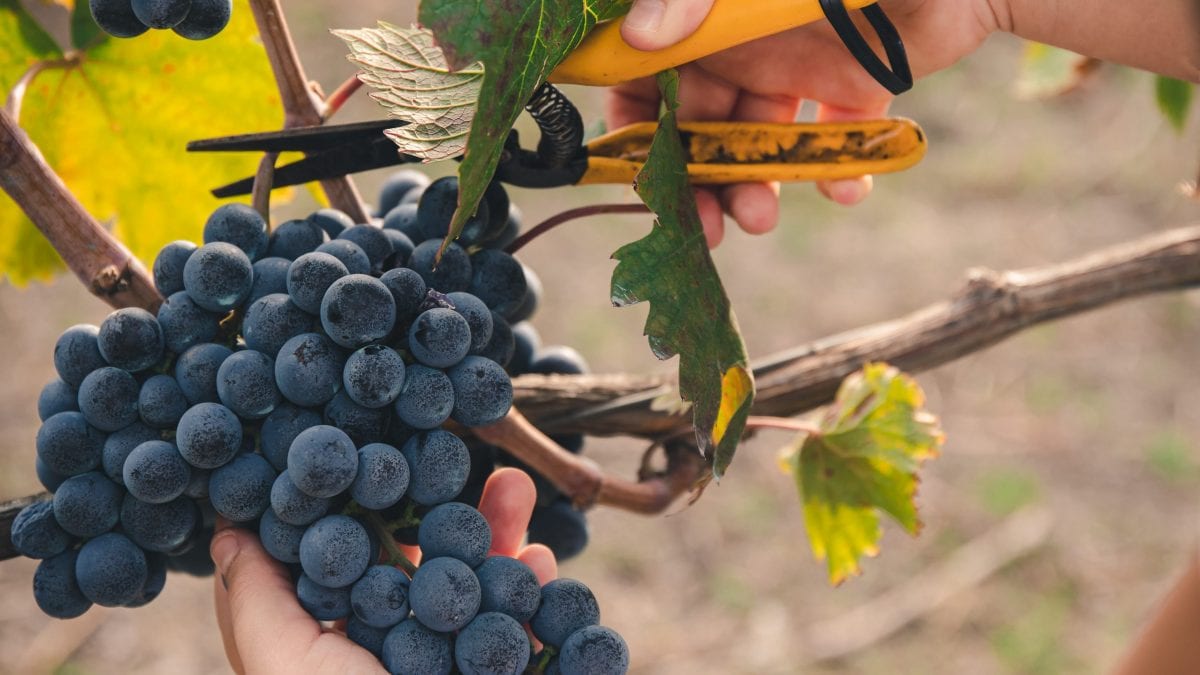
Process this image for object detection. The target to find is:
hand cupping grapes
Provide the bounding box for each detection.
[12,174,627,674]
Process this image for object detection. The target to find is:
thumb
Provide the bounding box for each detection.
[621,0,715,51]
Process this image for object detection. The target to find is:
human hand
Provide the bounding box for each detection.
[210,468,556,675]
[609,0,1002,246]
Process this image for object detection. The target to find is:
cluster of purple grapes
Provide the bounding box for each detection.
[89,0,232,41]
[11,173,627,673]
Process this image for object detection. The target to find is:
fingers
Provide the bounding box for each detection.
[478,467,538,557]
[621,0,716,51]
[605,76,661,129]
[813,101,891,205]
[517,544,558,585]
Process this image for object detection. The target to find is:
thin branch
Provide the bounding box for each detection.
[248,0,370,223]
[506,203,650,254]
[745,416,821,435]
[512,224,1200,436]
[0,108,162,311]
[474,408,704,514]
[321,75,364,121]
[5,58,72,123]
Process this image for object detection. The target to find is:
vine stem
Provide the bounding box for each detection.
[321,75,364,121]
[506,203,650,254]
[366,511,417,576]
[248,0,370,223]
[251,152,278,222]
[0,107,162,311]
[745,416,821,435]
[5,58,72,123]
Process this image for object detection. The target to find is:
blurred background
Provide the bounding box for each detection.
[2,2,1199,673]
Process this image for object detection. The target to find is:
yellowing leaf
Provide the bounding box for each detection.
[781,363,944,585]
[334,22,481,162]
[0,0,62,88]
[612,70,754,481]
[0,0,281,284]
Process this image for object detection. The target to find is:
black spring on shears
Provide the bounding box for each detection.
[525,82,584,169]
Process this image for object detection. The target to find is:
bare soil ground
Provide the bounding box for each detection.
[1,4,1198,673]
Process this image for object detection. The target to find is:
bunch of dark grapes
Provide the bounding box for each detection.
[13,175,628,674]
[89,0,232,40]
[376,171,596,563]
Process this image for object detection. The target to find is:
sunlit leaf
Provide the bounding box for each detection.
[780,363,944,584]
[1156,76,1194,133]
[611,70,754,481]
[0,0,63,87]
[334,22,481,162]
[0,0,281,284]
[417,0,630,254]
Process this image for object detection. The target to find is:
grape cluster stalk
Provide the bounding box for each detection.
[11,173,628,674]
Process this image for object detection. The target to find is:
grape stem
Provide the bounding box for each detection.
[247,0,370,223]
[251,152,278,223]
[321,75,364,121]
[366,511,418,576]
[505,204,650,255]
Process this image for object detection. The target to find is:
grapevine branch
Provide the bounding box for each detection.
[0,108,162,312]
[248,0,370,223]
[2,224,1200,559]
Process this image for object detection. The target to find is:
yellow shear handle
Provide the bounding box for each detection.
[579,118,926,185]
[551,0,877,86]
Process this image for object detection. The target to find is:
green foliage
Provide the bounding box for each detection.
[1155,76,1194,132]
[611,70,754,481]
[780,363,943,585]
[417,0,630,255]
[0,0,280,284]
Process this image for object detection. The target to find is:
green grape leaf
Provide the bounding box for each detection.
[334,22,481,162]
[780,363,944,585]
[417,0,630,254]
[0,0,63,88]
[0,0,281,284]
[1013,42,1096,100]
[1155,76,1194,133]
[611,70,754,482]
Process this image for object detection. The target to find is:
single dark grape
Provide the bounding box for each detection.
[475,556,542,623]
[247,256,292,305]
[242,294,313,357]
[508,322,540,375]
[316,239,371,276]
[324,390,390,447]
[380,267,427,331]
[174,342,233,404]
[172,0,232,40]
[447,291,493,352]
[176,402,242,469]
[350,442,409,510]
[101,422,158,484]
[270,472,330,526]
[307,208,354,238]
[476,311,515,368]
[33,550,91,619]
[382,619,453,675]
[377,170,431,217]
[393,365,455,430]
[157,291,221,354]
[338,224,393,270]
[11,500,72,560]
[528,345,590,375]
[203,203,268,261]
[343,345,405,409]
[408,240,472,293]
[267,218,325,260]
[417,502,491,568]
[528,498,589,562]
[76,532,148,607]
[89,0,149,38]
[53,324,107,387]
[382,203,423,243]
[455,612,531,675]
[216,349,281,420]
[287,425,358,499]
[37,411,105,476]
[261,403,322,473]
[153,240,196,296]
[469,250,527,318]
[299,515,371,589]
[259,508,305,564]
[120,494,198,553]
[558,626,630,675]
[97,307,164,372]
[408,308,471,368]
[55,473,124,540]
[286,252,348,315]
[131,0,190,29]
[77,366,140,432]
[138,374,188,429]
[183,242,254,313]
[37,378,78,422]
[409,556,481,632]
[36,457,68,493]
[351,565,411,628]
[209,453,276,522]
[401,430,470,506]
[123,440,191,504]
[297,573,351,620]
[448,356,512,427]
[321,274,396,349]
[274,333,345,408]
[530,579,601,648]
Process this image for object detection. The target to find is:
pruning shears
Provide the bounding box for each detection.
[190,0,924,196]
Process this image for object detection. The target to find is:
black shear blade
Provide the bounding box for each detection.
[188,119,401,153]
